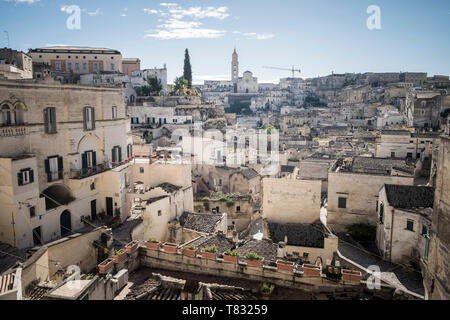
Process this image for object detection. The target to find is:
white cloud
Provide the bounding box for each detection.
[160,2,178,7]
[243,32,275,40]
[168,6,229,20]
[143,4,229,40]
[145,24,226,40]
[143,8,159,14]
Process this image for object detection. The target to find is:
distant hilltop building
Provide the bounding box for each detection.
[230,49,258,94]
[28,46,123,74]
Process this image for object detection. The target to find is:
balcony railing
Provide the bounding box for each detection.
[0,125,28,137]
[70,157,135,179]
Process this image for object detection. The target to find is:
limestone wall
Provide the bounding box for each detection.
[263,178,322,224]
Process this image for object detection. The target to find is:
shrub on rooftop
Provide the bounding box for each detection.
[202,245,217,253]
[245,252,262,261]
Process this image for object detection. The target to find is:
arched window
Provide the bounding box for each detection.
[14,103,25,125]
[1,104,12,126]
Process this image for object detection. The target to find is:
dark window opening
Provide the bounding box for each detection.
[338,197,347,209]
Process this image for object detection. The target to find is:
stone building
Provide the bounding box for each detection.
[405,90,449,129]
[122,58,140,76]
[237,71,258,94]
[421,134,450,300]
[263,178,322,224]
[28,46,122,74]
[0,78,132,248]
[375,130,440,160]
[376,184,434,264]
[327,157,416,232]
[0,48,33,80]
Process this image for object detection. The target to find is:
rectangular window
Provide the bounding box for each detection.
[110,63,115,71]
[140,167,144,174]
[83,107,95,131]
[44,107,57,134]
[83,63,87,71]
[18,168,34,186]
[111,146,122,164]
[406,220,414,231]
[158,210,162,216]
[112,106,117,120]
[391,152,395,158]
[82,150,97,169]
[338,197,347,209]
[55,62,61,70]
[407,152,413,159]
[93,63,99,71]
[68,62,72,70]
[30,206,36,218]
[45,156,63,182]
[75,63,80,71]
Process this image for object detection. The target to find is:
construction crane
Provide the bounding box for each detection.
[263,65,301,78]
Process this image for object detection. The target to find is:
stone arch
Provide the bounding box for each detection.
[77,133,103,154]
[41,184,75,210]
[13,101,27,125]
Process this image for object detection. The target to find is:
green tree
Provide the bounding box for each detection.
[183,48,192,88]
[173,76,188,95]
[147,74,163,95]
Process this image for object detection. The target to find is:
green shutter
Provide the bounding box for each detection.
[17,172,23,186]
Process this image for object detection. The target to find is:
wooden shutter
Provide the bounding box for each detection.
[44,108,49,133]
[58,156,63,179]
[83,107,87,131]
[118,146,122,162]
[82,153,87,169]
[17,172,23,186]
[92,108,95,130]
[45,158,51,182]
[29,170,34,183]
[92,151,97,167]
[112,148,116,163]
[51,107,56,133]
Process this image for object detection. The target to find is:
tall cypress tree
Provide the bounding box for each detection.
[183,48,192,88]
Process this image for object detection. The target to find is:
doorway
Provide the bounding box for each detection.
[60,210,72,237]
[91,199,97,221]
[106,197,113,216]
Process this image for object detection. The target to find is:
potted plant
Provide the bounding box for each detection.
[125,240,139,254]
[276,260,294,273]
[201,245,217,260]
[260,283,275,297]
[223,249,240,264]
[162,242,178,253]
[342,269,362,283]
[145,238,160,250]
[113,248,127,263]
[245,252,264,267]
[98,258,114,274]
[302,264,322,277]
[182,244,197,257]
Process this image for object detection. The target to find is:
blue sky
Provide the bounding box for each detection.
[1,0,449,84]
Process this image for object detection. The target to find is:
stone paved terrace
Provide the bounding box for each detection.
[337,241,425,298]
